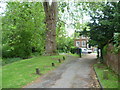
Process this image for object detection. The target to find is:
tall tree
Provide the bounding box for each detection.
[80,2,120,61]
[2,2,45,58]
[43,0,57,55]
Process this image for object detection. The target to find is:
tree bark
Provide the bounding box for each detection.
[43,1,57,55]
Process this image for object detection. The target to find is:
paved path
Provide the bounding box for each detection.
[24,53,99,88]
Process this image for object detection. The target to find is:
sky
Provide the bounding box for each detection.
[0,3,7,14]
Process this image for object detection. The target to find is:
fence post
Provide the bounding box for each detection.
[63,56,65,60]
[52,63,55,66]
[36,68,40,75]
[58,59,61,63]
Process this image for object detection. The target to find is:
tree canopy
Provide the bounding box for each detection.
[1,1,120,60]
[2,2,45,58]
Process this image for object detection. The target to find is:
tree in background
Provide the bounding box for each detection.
[56,2,74,53]
[81,2,120,61]
[56,20,74,53]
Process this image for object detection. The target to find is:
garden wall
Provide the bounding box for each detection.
[103,43,120,75]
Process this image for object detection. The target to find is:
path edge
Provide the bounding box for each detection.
[93,65,104,90]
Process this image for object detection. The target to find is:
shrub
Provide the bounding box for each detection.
[113,33,120,54]
[102,45,108,55]
[2,57,22,65]
[2,44,14,58]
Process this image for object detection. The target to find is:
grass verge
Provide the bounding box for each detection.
[2,55,65,88]
[94,63,119,88]
[0,66,2,89]
[67,53,79,57]
[0,58,2,89]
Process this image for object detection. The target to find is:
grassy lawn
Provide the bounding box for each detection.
[0,67,2,89]
[2,55,65,88]
[67,53,86,57]
[0,58,2,89]
[67,53,79,57]
[94,63,119,88]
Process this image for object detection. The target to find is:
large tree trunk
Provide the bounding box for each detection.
[43,1,57,55]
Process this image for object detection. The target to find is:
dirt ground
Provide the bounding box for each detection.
[24,53,100,88]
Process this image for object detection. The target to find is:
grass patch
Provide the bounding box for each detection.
[94,63,119,88]
[0,58,2,89]
[0,66,2,90]
[67,53,79,57]
[2,55,65,88]
[67,53,86,57]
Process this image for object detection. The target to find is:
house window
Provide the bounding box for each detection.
[82,41,86,46]
[76,41,80,47]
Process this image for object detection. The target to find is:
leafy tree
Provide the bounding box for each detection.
[113,33,120,54]
[2,2,45,58]
[81,2,120,61]
[56,2,74,53]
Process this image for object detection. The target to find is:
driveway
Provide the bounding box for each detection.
[24,53,100,88]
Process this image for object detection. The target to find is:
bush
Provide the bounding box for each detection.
[2,43,32,59]
[70,47,78,54]
[2,44,14,58]
[0,44,2,58]
[113,33,120,54]
[31,52,42,57]
[13,44,32,59]
[2,57,22,65]
[102,45,108,55]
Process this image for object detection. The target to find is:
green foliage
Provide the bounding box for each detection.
[102,45,108,55]
[75,22,90,32]
[113,33,120,54]
[2,2,45,58]
[68,53,79,57]
[0,67,1,90]
[56,19,74,53]
[56,35,74,52]
[70,47,77,54]
[78,2,120,60]
[94,63,118,88]
[82,2,119,48]
[2,57,22,66]
[2,44,12,58]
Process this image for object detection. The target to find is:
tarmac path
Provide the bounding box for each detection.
[24,53,100,88]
